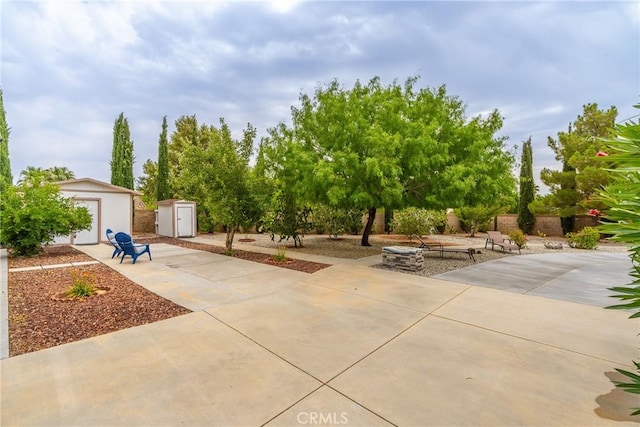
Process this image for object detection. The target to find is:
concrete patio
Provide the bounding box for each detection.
[1,243,638,426]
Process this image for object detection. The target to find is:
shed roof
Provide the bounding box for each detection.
[55,178,140,195]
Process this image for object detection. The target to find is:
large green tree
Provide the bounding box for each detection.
[262,76,515,246]
[177,118,263,250]
[539,103,617,233]
[156,116,170,201]
[111,112,134,189]
[517,137,535,234]
[0,88,12,190]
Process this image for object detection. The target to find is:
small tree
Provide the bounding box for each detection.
[265,190,313,248]
[456,205,496,237]
[0,176,92,256]
[517,137,535,234]
[179,119,262,251]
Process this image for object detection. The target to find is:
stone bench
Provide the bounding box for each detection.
[382,246,424,272]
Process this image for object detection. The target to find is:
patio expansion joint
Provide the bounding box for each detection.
[201,310,398,427]
[430,313,637,369]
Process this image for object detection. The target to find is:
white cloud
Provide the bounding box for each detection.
[1,0,637,193]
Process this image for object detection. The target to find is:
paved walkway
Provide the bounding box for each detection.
[435,251,633,307]
[1,243,638,426]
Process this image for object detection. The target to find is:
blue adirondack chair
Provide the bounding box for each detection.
[114,232,152,264]
[105,228,123,259]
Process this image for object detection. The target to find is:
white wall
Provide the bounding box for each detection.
[55,181,133,243]
[157,204,174,237]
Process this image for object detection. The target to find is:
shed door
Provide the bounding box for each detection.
[74,200,99,245]
[177,206,193,237]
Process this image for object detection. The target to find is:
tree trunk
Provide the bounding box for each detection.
[361,207,377,246]
[225,227,236,251]
[560,216,575,235]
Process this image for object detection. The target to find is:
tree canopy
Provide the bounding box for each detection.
[262,76,515,245]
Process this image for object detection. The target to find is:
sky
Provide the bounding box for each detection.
[1,0,639,194]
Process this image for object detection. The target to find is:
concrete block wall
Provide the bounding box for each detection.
[133,209,156,234]
[495,214,598,237]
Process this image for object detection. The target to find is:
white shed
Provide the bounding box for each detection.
[156,199,197,238]
[54,178,138,245]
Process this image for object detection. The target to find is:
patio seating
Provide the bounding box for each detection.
[412,234,476,262]
[485,231,521,254]
[105,228,123,259]
[114,232,152,264]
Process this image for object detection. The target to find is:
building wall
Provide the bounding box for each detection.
[56,190,132,243]
[157,204,174,237]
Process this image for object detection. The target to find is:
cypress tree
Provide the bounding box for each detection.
[156,116,170,200]
[110,112,134,190]
[111,113,124,186]
[0,88,13,189]
[517,137,535,234]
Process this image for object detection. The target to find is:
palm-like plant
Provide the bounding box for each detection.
[598,104,640,415]
[18,166,75,185]
[47,166,75,181]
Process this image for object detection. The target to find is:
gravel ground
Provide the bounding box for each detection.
[197,231,630,277]
[8,250,190,357]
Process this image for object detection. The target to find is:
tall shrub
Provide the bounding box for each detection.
[456,205,496,237]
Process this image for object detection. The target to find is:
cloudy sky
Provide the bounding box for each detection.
[2,0,638,193]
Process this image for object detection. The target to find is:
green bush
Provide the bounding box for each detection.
[507,229,527,248]
[455,205,497,237]
[0,179,92,256]
[273,246,287,262]
[566,226,600,249]
[63,270,97,299]
[392,208,440,239]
